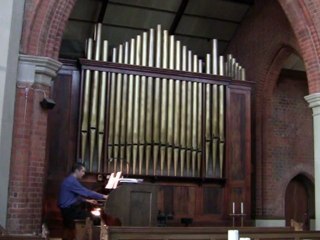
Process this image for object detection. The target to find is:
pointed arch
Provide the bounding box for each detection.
[259,45,295,212]
[278,0,320,93]
[259,44,312,215]
[21,0,77,59]
[285,173,314,229]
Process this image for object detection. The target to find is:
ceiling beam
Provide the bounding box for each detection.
[97,0,109,23]
[169,0,189,35]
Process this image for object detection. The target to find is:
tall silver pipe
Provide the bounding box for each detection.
[212,39,218,75]
[180,45,187,175]
[219,56,224,76]
[146,28,154,174]
[153,26,161,175]
[126,38,136,174]
[132,35,141,174]
[97,40,108,172]
[80,38,93,160]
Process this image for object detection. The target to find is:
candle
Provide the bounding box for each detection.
[232,202,235,214]
[228,230,239,240]
[241,202,244,214]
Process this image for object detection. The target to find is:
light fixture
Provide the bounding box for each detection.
[40,97,56,109]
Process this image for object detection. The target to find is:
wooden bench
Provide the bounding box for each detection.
[0,224,45,240]
[100,226,320,240]
[0,235,45,240]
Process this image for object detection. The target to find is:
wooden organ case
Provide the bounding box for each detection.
[45,24,253,233]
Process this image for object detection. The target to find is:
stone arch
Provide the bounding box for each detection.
[278,0,320,93]
[21,0,77,59]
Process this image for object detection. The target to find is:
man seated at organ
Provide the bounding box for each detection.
[58,162,109,239]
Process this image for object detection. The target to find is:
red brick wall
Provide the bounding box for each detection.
[227,0,314,218]
[263,73,313,217]
[7,83,50,233]
[8,0,77,234]
[21,0,76,59]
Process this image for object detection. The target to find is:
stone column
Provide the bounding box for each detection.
[0,0,25,228]
[7,55,61,234]
[305,93,320,230]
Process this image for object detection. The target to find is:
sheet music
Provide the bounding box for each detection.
[113,171,122,188]
[105,172,144,189]
[105,173,115,189]
[105,172,122,189]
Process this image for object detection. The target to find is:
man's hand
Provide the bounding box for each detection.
[85,199,98,205]
[103,195,109,200]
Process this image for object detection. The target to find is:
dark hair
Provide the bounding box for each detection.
[71,162,85,173]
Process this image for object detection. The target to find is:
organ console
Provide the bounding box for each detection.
[83,172,154,228]
[105,182,157,226]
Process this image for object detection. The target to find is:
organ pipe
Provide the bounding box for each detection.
[80,24,247,178]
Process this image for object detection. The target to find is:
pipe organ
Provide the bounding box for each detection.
[79,23,247,178]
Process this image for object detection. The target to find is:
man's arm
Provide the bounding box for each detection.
[68,177,108,200]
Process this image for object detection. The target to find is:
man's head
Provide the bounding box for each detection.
[71,162,86,179]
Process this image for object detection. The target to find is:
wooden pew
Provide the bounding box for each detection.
[0,236,45,240]
[100,226,320,240]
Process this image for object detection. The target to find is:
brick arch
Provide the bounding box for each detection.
[285,172,314,191]
[260,44,312,216]
[261,46,295,100]
[281,167,314,207]
[278,0,320,93]
[260,45,296,214]
[21,0,77,59]
[284,173,315,227]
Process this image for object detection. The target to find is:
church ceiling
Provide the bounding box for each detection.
[60,0,253,60]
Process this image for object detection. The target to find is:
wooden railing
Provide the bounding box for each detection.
[100,226,320,240]
[0,236,45,240]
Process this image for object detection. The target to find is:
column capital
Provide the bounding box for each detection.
[305,93,320,116]
[18,54,62,86]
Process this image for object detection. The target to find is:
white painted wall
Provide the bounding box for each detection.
[0,0,25,228]
[305,93,320,230]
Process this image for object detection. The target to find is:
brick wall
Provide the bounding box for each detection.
[263,73,313,217]
[7,83,50,233]
[8,0,77,234]
[227,0,314,218]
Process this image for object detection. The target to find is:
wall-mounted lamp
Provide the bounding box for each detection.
[40,97,56,110]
